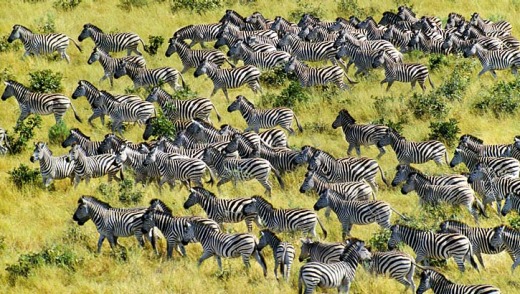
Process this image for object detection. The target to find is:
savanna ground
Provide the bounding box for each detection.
[0,0,520,293]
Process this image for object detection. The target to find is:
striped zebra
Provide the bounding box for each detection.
[277,32,338,64]
[78,23,146,55]
[214,31,277,52]
[445,12,466,29]
[113,143,164,188]
[228,95,303,134]
[299,170,373,202]
[114,60,185,90]
[173,23,222,48]
[378,11,415,29]
[298,238,371,294]
[364,251,417,293]
[377,128,448,165]
[501,193,520,216]
[217,21,278,44]
[258,229,295,281]
[165,37,232,73]
[219,124,289,148]
[402,172,485,221]
[302,25,338,43]
[313,190,397,239]
[219,10,257,31]
[87,47,146,88]
[227,40,291,70]
[62,128,103,156]
[194,58,262,102]
[463,43,520,78]
[0,128,9,155]
[8,24,82,63]
[335,44,380,76]
[470,12,512,35]
[438,220,505,268]
[183,187,257,232]
[442,32,504,54]
[71,80,142,126]
[30,142,75,187]
[490,225,520,272]
[355,17,386,40]
[299,239,346,263]
[407,30,447,54]
[94,90,155,135]
[459,134,511,157]
[332,109,389,158]
[149,133,230,160]
[146,87,221,123]
[417,269,501,294]
[67,144,124,188]
[372,51,434,92]
[72,196,151,253]
[242,196,327,239]
[180,218,268,276]
[297,13,336,30]
[391,164,469,187]
[388,224,479,272]
[2,80,82,125]
[245,12,274,30]
[382,25,415,52]
[271,16,300,35]
[284,56,354,90]
[512,136,520,161]
[450,147,520,177]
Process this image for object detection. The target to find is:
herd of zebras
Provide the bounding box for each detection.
[3,4,520,294]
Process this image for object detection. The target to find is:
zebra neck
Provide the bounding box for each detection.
[90,30,107,44]
[125,66,142,79]
[88,205,110,229]
[311,177,328,192]
[328,195,347,213]
[400,227,428,249]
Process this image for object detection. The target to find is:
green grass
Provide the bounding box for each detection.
[1,0,520,293]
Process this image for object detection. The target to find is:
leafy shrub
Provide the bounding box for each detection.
[259,66,291,88]
[508,214,520,230]
[118,0,148,10]
[149,111,176,138]
[29,69,63,93]
[0,235,6,253]
[372,117,405,133]
[260,81,311,109]
[428,54,449,72]
[118,179,143,205]
[170,0,223,15]
[367,228,393,251]
[171,86,198,100]
[0,68,16,82]
[428,118,460,147]
[336,0,376,19]
[0,36,23,53]
[7,116,42,155]
[97,183,117,200]
[289,0,324,22]
[473,78,520,117]
[143,35,164,55]
[408,92,449,119]
[48,121,69,145]
[36,13,56,34]
[8,164,41,189]
[53,0,82,10]
[436,60,473,101]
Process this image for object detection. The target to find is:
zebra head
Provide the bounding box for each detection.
[87,47,105,64]
[376,128,394,148]
[313,189,331,211]
[180,222,195,245]
[145,87,161,103]
[98,134,116,154]
[328,18,344,33]
[501,193,515,216]
[30,142,48,162]
[7,25,24,43]
[227,40,243,59]
[469,12,480,26]
[113,60,128,79]
[1,80,17,101]
[513,136,520,151]
[165,37,178,57]
[214,31,231,49]
[242,198,258,215]
[143,146,159,166]
[71,81,90,99]
[194,58,214,78]
[62,129,83,148]
[387,224,402,250]
[490,225,505,251]
[224,133,241,155]
[340,239,371,263]
[298,238,316,262]
[277,32,294,49]
[140,208,156,234]
[463,43,481,58]
[416,269,434,294]
[438,220,464,234]
[297,24,312,41]
[307,150,323,171]
[66,144,81,163]
[218,124,235,136]
[114,143,129,165]
[78,24,97,42]
[392,165,412,187]
[441,32,454,50]
[184,188,205,209]
[299,170,315,193]
[270,16,282,33]
[201,147,220,165]
[467,163,487,183]
[449,148,464,168]
[332,109,355,129]
[73,196,93,225]
[400,172,418,194]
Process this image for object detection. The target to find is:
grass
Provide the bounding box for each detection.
[1,0,520,293]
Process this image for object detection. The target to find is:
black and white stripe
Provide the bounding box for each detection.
[299,170,373,202]
[417,268,501,294]
[470,12,512,35]
[501,193,520,216]
[87,47,146,88]
[257,229,295,282]
[62,128,103,156]
[217,21,278,43]
[173,23,222,48]
[227,40,291,70]
[450,147,520,177]
[114,60,185,90]
[0,128,8,155]
[391,164,469,187]
[166,37,231,73]
[30,142,75,187]
[298,239,346,263]
[277,32,337,64]
[459,134,511,157]
[490,225,520,272]
[67,144,123,187]
[78,23,145,55]
[2,80,82,125]
[365,250,417,293]
[355,17,387,40]
[271,16,300,35]
[463,43,520,78]
[8,24,82,63]
[219,124,288,148]
[407,30,447,54]
[113,143,164,188]
[382,25,414,52]
[214,31,277,52]
[284,56,353,90]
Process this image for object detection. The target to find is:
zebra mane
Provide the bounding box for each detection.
[260,229,280,242]
[191,187,217,198]
[239,96,255,109]
[13,24,32,33]
[173,25,193,37]
[99,90,118,101]
[219,124,241,134]
[362,16,378,26]
[84,23,103,33]
[422,269,452,284]
[149,198,173,215]
[79,79,97,90]
[315,149,337,161]
[389,128,405,140]
[5,79,27,89]
[440,219,469,229]
[70,128,91,140]
[339,109,355,123]
[93,46,111,55]
[222,9,246,22]
[398,6,416,17]
[460,134,483,144]
[81,195,112,209]
[252,195,274,209]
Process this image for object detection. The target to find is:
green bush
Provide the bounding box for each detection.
[473,78,520,117]
[171,86,198,100]
[259,66,291,88]
[428,54,449,72]
[367,228,393,251]
[118,179,143,205]
[372,117,405,133]
[35,13,56,34]
[144,35,164,55]
[170,0,223,15]
[150,111,176,138]
[8,164,41,189]
[97,183,117,200]
[507,214,520,230]
[0,35,23,53]
[7,116,42,155]
[29,69,63,93]
[53,0,82,10]
[289,0,324,22]
[408,92,449,120]
[336,0,376,19]
[260,81,311,109]
[0,68,16,82]
[428,118,460,147]
[48,121,69,145]
[118,0,148,11]
[436,60,473,102]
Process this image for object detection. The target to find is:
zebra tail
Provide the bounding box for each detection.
[212,104,222,122]
[254,240,268,277]
[293,113,303,133]
[225,58,236,68]
[178,72,187,89]
[297,269,303,294]
[475,199,489,218]
[428,75,434,89]
[69,102,83,123]
[467,246,480,272]
[390,207,409,221]
[204,163,217,186]
[119,167,125,181]
[316,217,328,239]
[69,38,82,52]
[378,166,389,186]
[139,38,149,54]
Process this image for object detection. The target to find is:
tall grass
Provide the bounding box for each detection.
[1,0,519,293]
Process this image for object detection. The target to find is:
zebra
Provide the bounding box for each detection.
[301,25,338,43]
[173,23,222,48]
[490,225,520,272]
[407,30,447,54]
[93,90,155,135]
[149,133,230,160]
[445,12,466,29]
[376,128,448,165]
[242,196,327,239]
[299,239,346,263]
[501,193,520,216]
[391,164,469,187]
[382,25,415,52]
[284,56,355,90]
[146,87,221,123]
[0,128,9,155]
[219,124,289,149]
[332,109,389,158]
[2,80,82,125]
[114,60,185,91]
[387,224,479,272]
[217,20,278,43]
[72,196,152,253]
[402,172,485,221]
[180,218,268,276]
[355,17,387,40]
[299,170,374,202]
[165,37,233,73]
[30,142,75,187]
[313,190,398,239]
[67,144,124,188]
[450,147,520,177]
[219,10,257,31]
[227,40,291,70]
[227,95,303,134]
[463,43,520,78]
[245,11,274,30]
[183,187,257,232]
[194,58,262,102]
[372,51,434,92]
[459,134,511,157]
[335,43,380,76]
[417,268,501,294]
[113,143,165,188]
[214,31,277,52]
[78,23,146,56]
[438,220,505,268]
[62,128,103,156]
[71,80,143,126]
[364,250,417,293]
[297,13,336,30]
[87,47,146,88]
[297,238,371,294]
[276,32,338,64]
[378,11,415,30]
[270,16,300,36]
[257,229,295,281]
[442,32,504,54]
[8,24,82,63]
[470,12,512,35]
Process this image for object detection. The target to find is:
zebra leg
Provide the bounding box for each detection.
[222,88,230,102]
[274,260,279,280]
[197,251,214,267]
[58,49,71,63]
[385,81,394,92]
[376,147,386,159]
[512,257,520,272]
[347,144,355,156]
[259,179,273,197]
[455,255,466,272]
[338,281,351,294]
[355,146,361,157]
[253,249,268,277]
[342,222,352,240]
[97,235,106,253]
[478,67,490,77]
[166,243,174,259]
[324,207,331,219]
[181,66,189,74]
[475,252,485,268]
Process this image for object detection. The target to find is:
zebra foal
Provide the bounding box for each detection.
[257,229,295,281]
